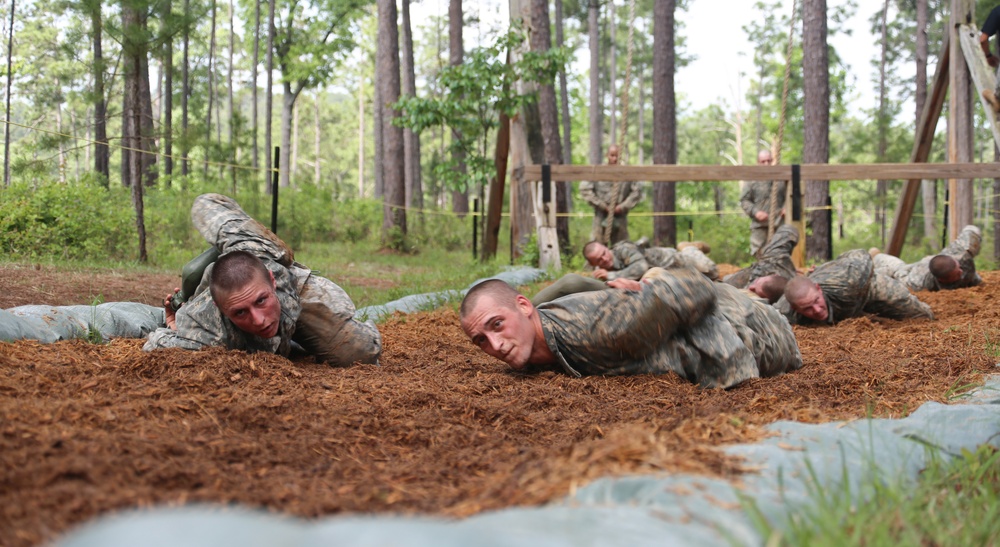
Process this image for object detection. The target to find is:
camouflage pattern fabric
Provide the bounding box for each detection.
[535,267,802,389]
[740,179,787,255]
[873,225,982,292]
[579,181,643,243]
[723,224,799,289]
[604,241,718,282]
[775,249,934,325]
[143,193,382,367]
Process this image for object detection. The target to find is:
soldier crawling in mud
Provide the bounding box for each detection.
[776,249,934,326]
[722,224,800,304]
[460,266,802,389]
[143,193,382,367]
[871,225,982,292]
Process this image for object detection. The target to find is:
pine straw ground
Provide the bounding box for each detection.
[1,263,998,546]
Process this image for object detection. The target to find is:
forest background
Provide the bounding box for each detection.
[1,0,999,290]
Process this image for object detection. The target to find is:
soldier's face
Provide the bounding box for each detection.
[585,245,614,269]
[217,270,282,339]
[461,294,537,370]
[791,285,828,321]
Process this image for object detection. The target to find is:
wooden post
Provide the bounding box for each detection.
[949,0,975,240]
[483,110,509,260]
[534,165,561,269]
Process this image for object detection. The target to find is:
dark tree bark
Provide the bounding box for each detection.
[228,0,235,192]
[449,0,468,215]
[377,0,406,243]
[122,1,147,261]
[251,0,260,172]
[181,0,190,179]
[401,0,423,214]
[89,0,110,184]
[2,0,11,187]
[531,0,567,249]
[555,0,571,164]
[917,0,935,241]
[265,0,275,193]
[587,0,601,165]
[875,0,889,243]
[205,0,216,178]
[139,44,157,186]
[373,64,383,198]
[802,0,830,260]
[162,0,173,183]
[652,0,676,246]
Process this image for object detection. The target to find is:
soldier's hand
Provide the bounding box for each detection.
[607,278,642,292]
[163,287,180,330]
[754,211,769,222]
[592,268,609,281]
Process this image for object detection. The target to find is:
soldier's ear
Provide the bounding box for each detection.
[268,269,276,289]
[514,294,534,317]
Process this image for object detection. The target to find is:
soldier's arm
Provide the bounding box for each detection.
[618,182,643,211]
[578,181,606,209]
[863,273,935,321]
[759,225,799,261]
[606,244,649,281]
[945,225,982,258]
[739,183,760,217]
[142,290,229,352]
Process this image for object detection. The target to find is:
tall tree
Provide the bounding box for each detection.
[874,0,890,242]
[652,0,676,246]
[181,0,190,179]
[122,0,148,261]
[161,0,173,184]
[2,0,10,187]
[204,0,217,178]
[916,0,935,241]
[401,0,423,213]
[377,0,405,244]
[86,0,110,184]
[803,0,830,260]
[588,0,601,165]
[251,0,260,172]
[449,0,469,215]
[555,0,571,164]
[227,0,235,192]
[531,0,567,248]
[264,0,274,192]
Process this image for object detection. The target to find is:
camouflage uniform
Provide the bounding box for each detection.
[604,241,718,282]
[873,225,982,292]
[723,224,799,289]
[740,179,787,256]
[143,193,382,366]
[775,249,934,325]
[535,267,802,389]
[579,180,643,244]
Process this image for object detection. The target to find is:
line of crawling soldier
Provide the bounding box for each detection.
[146,192,982,391]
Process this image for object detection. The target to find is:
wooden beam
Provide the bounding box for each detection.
[949,0,975,240]
[522,162,1000,182]
[887,30,951,256]
[958,23,1000,149]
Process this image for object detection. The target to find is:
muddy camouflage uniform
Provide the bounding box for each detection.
[535,267,802,389]
[723,224,799,289]
[740,179,787,256]
[873,225,982,292]
[579,180,643,244]
[143,193,382,366]
[775,249,934,325]
[604,241,718,282]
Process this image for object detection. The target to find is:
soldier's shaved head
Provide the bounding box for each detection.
[460,279,521,320]
[929,255,960,282]
[210,250,271,303]
[784,275,817,303]
[784,275,828,321]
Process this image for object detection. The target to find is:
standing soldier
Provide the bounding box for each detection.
[740,150,787,257]
[579,144,643,244]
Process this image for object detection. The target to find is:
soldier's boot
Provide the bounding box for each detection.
[983,89,1000,113]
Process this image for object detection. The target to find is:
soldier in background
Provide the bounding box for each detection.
[871,225,982,292]
[776,249,934,326]
[144,193,382,367]
[583,239,718,282]
[740,150,786,257]
[723,224,799,303]
[579,144,643,244]
[460,267,802,389]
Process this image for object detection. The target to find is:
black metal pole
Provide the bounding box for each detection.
[688,219,693,241]
[942,186,949,249]
[825,194,833,259]
[472,198,479,260]
[271,146,280,234]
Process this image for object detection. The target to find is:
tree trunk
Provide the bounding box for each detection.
[802,0,830,260]
[373,65,384,198]
[652,0,676,246]
[588,0,601,165]
[449,0,468,215]
[162,0,173,184]
[637,62,644,165]
[205,0,216,178]
[265,0,276,193]
[377,0,406,244]
[314,95,321,185]
[401,0,422,214]
[279,83,299,188]
[139,46,157,186]
[90,0,109,184]
[609,0,617,144]
[358,79,365,197]
[947,0,973,238]
[181,0,190,179]
[123,2,147,261]
[555,0,571,164]
[530,0,568,249]
[227,0,235,192]
[875,0,889,244]
[252,0,260,172]
[917,0,934,241]
[56,104,65,182]
[291,100,299,181]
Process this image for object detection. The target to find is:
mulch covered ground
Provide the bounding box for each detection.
[1,263,998,546]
